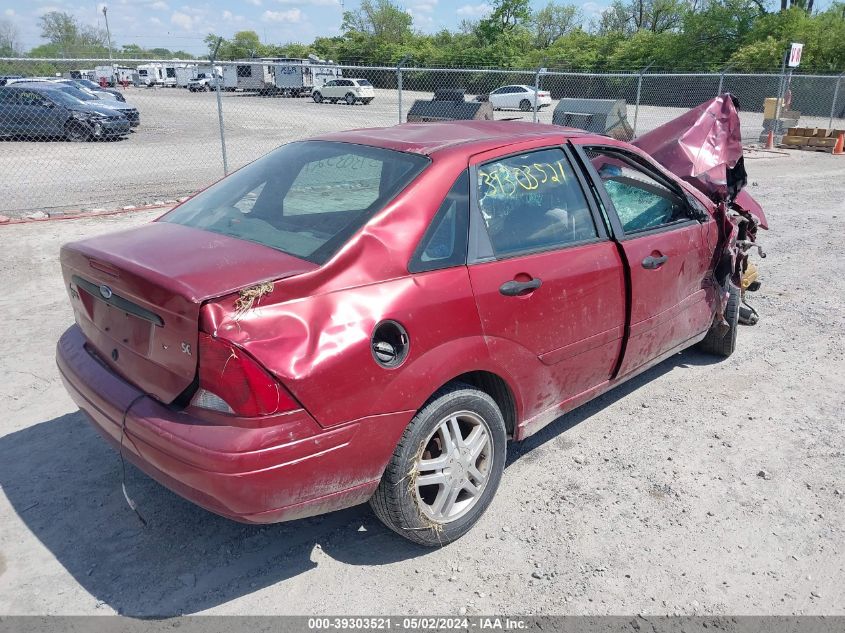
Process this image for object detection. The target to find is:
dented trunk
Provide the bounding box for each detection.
[60,222,316,403]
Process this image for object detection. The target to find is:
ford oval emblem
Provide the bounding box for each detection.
[99,284,113,300]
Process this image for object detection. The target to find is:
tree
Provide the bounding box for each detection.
[597,0,689,34]
[205,31,264,60]
[342,0,413,43]
[478,0,532,40]
[38,11,107,56]
[0,18,21,56]
[532,2,580,47]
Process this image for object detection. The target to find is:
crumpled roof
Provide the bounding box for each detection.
[632,94,767,229]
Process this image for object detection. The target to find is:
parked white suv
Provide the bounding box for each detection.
[312,79,375,105]
[486,85,552,111]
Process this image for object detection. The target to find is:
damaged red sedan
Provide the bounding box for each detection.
[57,96,766,545]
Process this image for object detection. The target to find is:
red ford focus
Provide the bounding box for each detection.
[57,109,765,545]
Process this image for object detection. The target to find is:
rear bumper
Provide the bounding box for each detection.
[56,325,412,523]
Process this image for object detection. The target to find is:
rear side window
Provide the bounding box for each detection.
[162,141,429,265]
[409,171,469,273]
[476,148,598,257]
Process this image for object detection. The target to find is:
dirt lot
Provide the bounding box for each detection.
[0,148,843,617]
[3,86,841,218]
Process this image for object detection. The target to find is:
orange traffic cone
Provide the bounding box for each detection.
[765,130,775,149]
[833,132,844,155]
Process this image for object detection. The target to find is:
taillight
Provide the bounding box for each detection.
[191,332,300,417]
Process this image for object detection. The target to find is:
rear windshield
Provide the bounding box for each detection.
[356,79,373,86]
[161,141,429,264]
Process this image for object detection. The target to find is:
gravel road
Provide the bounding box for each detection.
[0,149,843,616]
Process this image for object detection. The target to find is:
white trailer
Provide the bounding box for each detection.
[136,63,165,86]
[271,56,342,97]
[175,64,198,88]
[232,59,278,93]
[222,64,239,91]
[162,63,182,87]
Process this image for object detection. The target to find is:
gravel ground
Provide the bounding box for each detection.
[0,148,843,617]
[3,86,842,218]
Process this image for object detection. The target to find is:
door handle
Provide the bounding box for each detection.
[642,254,668,269]
[499,278,542,296]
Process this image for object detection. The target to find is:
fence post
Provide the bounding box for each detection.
[533,60,546,124]
[397,55,411,125]
[717,65,732,96]
[210,38,228,176]
[830,72,844,130]
[632,61,654,138]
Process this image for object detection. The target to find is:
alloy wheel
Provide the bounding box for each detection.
[414,411,493,523]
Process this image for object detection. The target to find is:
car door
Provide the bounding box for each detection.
[467,144,627,421]
[488,87,505,109]
[572,142,715,377]
[0,88,19,135]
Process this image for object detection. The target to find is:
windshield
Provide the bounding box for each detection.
[77,79,100,89]
[161,141,429,264]
[57,85,96,101]
[42,89,85,107]
[357,79,372,86]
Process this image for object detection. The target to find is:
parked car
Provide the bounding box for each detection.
[24,82,140,128]
[312,78,375,105]
[56,115,765,545]
[187,73,223,92]
[480,85,552,111]
[0,84,130,141]
[63,78,127,102]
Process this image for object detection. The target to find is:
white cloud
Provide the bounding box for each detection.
[456,3,491,17]
[411,0,437,12]
[33,6,63,17]
[246,0,262,5]
[149,1,169,10]
[262,8,303,23]
[276,0,338,5]
[170,11,194,29]
[5,8,16,17]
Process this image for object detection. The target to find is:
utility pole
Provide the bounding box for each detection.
[102,5,115,86]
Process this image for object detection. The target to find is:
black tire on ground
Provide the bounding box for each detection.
[519,99,531,111]
[363,98,374,105]
[65,121,91,142]
[698,282,740,357]
[312,91,322,103]
[345,92,356,105]
[369,383,507,547]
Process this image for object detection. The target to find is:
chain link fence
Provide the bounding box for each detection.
[1,57,843,218]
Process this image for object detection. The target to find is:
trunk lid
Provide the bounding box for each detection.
[61,222,317,403]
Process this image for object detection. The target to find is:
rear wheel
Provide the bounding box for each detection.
[363,98,374,105]
[312,91,322,103]
[698,282,740,357]
[345,92,356,105]
[65,121,91,142]
[519,99,531,112]
[370,383,507,546]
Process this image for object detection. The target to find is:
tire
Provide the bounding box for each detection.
[370,383,507,546]
[203,84,210,92]
[363,98,373,105]
[519,99,531,112]
[312,91,322,103]
[65,121,91,142]
[698,282,740,357]
[345,93,356,105]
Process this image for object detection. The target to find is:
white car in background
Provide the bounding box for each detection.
[486,85,552,111]
[312,79,375,105]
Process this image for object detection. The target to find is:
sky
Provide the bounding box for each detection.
[4,0,611,54]
[3,0,837,56]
